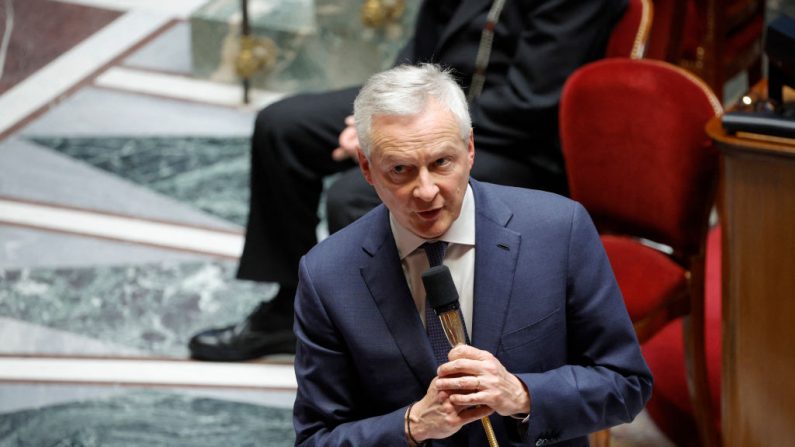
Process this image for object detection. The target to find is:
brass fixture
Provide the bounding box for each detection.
[235,35,278,81]
[361,0,405,28]
[237,0,278,104]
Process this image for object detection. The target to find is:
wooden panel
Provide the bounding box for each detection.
[719,137,795,446]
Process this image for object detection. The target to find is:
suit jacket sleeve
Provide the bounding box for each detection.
[469,0,625,158]
[514,203,653,443]
[292,256,408,446]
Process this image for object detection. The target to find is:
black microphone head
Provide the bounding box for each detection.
[422,265,459,311]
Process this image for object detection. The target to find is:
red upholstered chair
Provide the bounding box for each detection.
[642,225,723,447]
[560,59,723,447]
[606,0,653,59]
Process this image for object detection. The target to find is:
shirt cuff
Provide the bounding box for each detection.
[509,413,530,423]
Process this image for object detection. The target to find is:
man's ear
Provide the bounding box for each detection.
[357,148,374,185]
[467,129,475,168]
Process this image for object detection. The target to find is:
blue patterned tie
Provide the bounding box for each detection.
[423,241,454,366]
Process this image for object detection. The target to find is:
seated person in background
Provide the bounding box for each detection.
[292,64,652,446]
[189,0,628,361]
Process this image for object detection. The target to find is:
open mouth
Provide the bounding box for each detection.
[416,208,442,220]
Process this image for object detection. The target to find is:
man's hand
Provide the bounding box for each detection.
[435,345,532,417]
[408,376,493,442]
[331,115,359,161]
[407,345,532,442]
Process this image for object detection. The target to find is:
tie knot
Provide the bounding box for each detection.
[422,241,448,267]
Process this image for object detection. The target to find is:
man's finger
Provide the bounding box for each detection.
[456,404,494,423]
[448,344,493,361]
[437,357,485,377]
[331,147,348,161]
[449,389,489,407]
[436,375,481,392]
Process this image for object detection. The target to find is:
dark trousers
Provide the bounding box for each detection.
[237,87,566,291]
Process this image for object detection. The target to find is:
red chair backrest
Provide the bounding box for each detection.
[560,59,722,259]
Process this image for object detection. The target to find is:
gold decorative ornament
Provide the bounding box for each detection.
[235,35,278,80]
[361,0,405,28]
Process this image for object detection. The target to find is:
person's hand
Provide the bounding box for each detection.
[435,345,531,417]
[407,376,493,442]
[331,115,359,161]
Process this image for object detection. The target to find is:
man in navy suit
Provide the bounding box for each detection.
[293,64,652,446]
[188,0,628,362]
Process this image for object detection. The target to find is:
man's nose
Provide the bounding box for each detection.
[413,169,439,201]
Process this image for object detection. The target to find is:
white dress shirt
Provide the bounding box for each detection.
[389,185,476,334]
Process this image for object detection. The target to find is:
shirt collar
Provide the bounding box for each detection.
[390,184,476,260]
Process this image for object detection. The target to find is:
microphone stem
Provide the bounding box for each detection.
[437,311,500,447]
[439,311,467,346]
[481,416,499,447]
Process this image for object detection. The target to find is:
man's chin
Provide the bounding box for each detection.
[408,220,449,240]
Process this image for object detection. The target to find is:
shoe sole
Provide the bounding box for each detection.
[189,338,296,362]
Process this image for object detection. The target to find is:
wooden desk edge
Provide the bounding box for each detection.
[706,116,795,158]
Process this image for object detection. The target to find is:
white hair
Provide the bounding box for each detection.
[353,64,471,158]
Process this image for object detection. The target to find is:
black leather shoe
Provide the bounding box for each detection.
[189,301,296,361]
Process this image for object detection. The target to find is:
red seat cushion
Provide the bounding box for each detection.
[602,234,688,323]
[642,225,722,445]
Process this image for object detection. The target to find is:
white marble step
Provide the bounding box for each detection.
[95,66,284,108]
[0,356,296,390]
[0,196,243,259]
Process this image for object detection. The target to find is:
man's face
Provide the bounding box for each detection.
[358,99,474,239]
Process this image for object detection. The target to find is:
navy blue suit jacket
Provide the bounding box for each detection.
[293,180,652,446]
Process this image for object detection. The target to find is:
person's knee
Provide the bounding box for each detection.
[325,179,351,233]
[251,98,319,171]
[254,98,301,141]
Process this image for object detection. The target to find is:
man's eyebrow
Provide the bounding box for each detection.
[427,144,460,156]
[380,154,412,165]
[378,140,462,163]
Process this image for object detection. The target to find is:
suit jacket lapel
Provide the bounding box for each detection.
[360,207,437,388]
[470,180,521,355]
[436,0,488,53]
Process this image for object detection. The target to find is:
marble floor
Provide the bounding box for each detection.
[6,0,793,445]
[0,0,298,444]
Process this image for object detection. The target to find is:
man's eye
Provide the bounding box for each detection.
[435,158,451,167]
[391,165,406,174]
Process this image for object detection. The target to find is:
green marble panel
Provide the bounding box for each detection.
[0,261,275,357]
[0,390,293,446]
[190,0,419,92]
[29,137,249,227]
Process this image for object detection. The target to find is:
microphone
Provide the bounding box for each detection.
[422,265,467,347]
[422,265,499,447]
